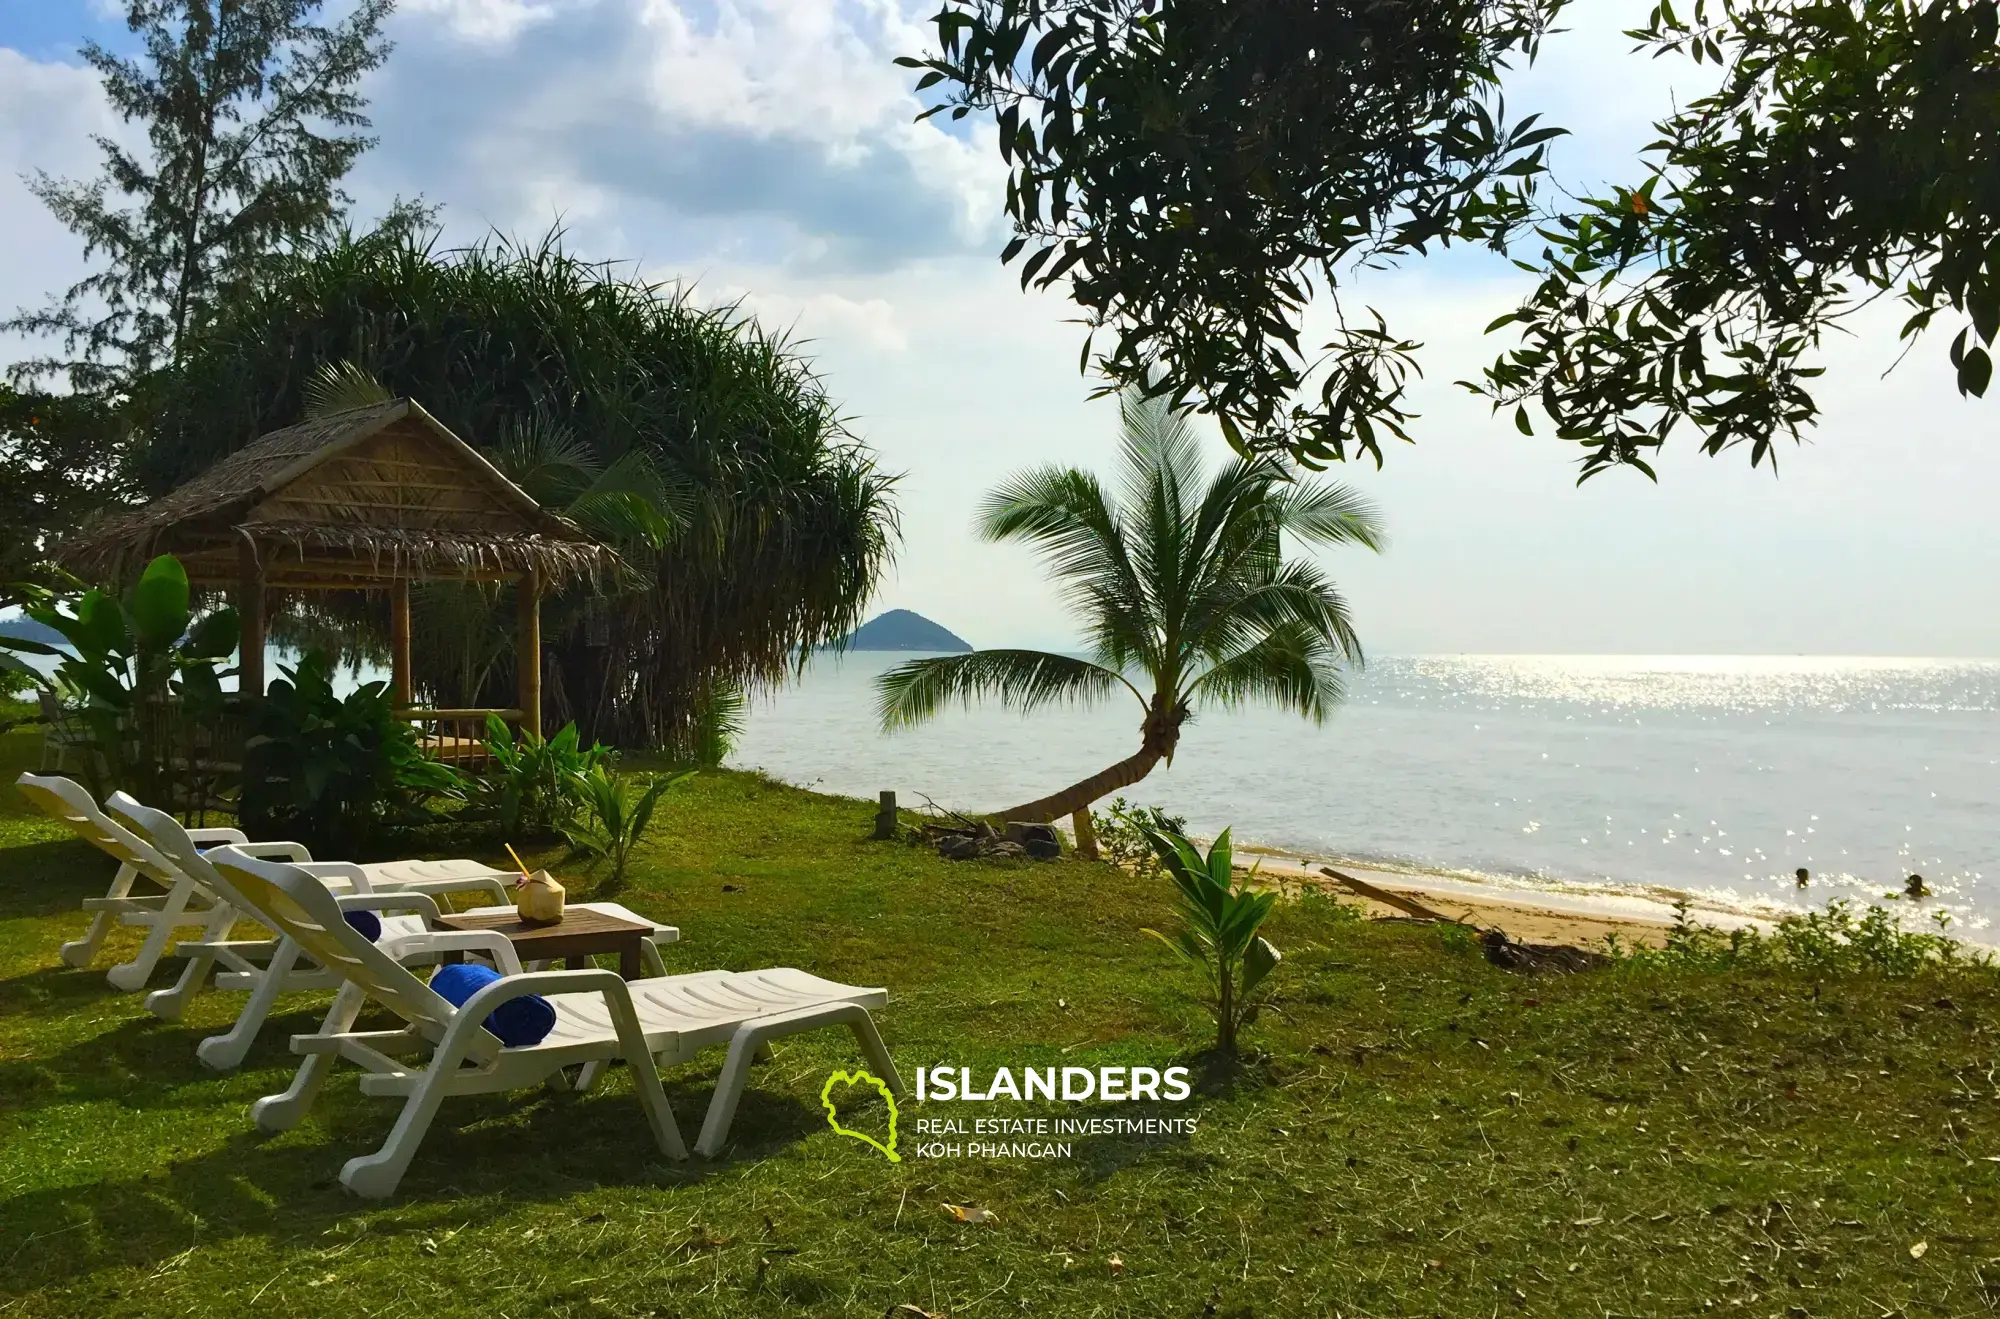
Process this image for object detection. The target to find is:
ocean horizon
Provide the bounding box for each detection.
[730,651,2000,934]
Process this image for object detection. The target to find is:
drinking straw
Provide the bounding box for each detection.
[504,843,532,879]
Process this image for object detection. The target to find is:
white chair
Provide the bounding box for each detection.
[205,845,902,1196]
[16,772,516,1006]
[109,793,680,1071]
[18,772,278,994]
[35,692,89,773]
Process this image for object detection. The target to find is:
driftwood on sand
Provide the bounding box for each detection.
[1316,866,1609,973]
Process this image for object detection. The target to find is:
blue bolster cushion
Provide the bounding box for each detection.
[343,909,382,941]
[429,962,556,1047]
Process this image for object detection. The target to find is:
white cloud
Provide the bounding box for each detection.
[364,0,1002,270]
[399,0,574,46]
[0,48,113,171]
[4,0,1998,655]
[0,49,119,365]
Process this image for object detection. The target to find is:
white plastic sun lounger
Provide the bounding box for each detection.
[18,772,251,992]
[110,793,681,1071]
[15,773,515,1012]
[205,845,902,1196]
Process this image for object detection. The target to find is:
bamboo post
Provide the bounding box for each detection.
[1072,807,1100,861]
[236,539,265,700]
[874,790,898,840]
[390,577,413,707]
[515,568,541,739]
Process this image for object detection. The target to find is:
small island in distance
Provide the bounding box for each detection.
[840,609,971,652]
[0,618,66,647]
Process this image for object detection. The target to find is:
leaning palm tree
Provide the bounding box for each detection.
[876,391,1385,824]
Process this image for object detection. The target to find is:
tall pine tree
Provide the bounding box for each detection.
[7,0,399,391]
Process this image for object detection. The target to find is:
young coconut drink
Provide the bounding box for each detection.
[507,844,566,924]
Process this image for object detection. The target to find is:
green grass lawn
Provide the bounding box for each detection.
[4,726,1999,1318]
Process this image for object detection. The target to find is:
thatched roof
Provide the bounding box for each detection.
[61,400,622,588]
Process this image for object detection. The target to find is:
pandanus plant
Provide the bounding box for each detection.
[875,389,1384,823]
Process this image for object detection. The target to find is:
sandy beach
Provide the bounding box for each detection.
[1239,850,1776,950]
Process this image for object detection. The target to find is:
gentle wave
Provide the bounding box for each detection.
[732,653,2000,933]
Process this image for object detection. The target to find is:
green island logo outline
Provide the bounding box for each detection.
[820,1069,901,1162]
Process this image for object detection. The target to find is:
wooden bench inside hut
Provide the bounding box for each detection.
[61,399,620,766]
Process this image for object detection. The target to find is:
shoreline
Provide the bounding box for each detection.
[1226,845,1785,951]
[1242,853,1759,950]
[1228,843,1977,953]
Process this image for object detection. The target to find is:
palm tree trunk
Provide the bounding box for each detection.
[992,746,1164,823]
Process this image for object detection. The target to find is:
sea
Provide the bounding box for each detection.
[729,653,2000,934]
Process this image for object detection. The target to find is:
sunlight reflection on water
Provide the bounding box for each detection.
[730,654,2000,930]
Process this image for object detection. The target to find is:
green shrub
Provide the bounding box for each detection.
[685,680,747,768]
[474,715,607,840]
[1139,823,1281,1057]
[240,650,464,855]
[1637,898,1987,978]
[1091,797,1189,876]
[0,554,237,803]
[1293,880,1363,924]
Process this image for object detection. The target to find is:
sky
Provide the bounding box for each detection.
[1,0,1996,657]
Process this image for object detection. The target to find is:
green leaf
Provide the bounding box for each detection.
[0,652,45,681]
[1969,284,1999,346]
[1205,827,1234,893]
[1514,404,1533,435]
[1959,345,1993,398]
[183,607,241,660]
[1140,925,1204,971]
[69,591,128,660]
[1240,935,1282,998]
[128,555,191,651]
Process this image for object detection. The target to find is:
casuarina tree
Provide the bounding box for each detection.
[7,0,404,391]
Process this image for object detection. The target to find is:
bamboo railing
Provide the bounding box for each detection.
[396,707,523,772]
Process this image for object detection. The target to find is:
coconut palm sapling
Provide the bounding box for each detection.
[874,390,1384,822]
[1140,824,1281,1056]
[565,766,692,892]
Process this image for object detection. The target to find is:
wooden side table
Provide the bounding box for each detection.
[435,908,655,980]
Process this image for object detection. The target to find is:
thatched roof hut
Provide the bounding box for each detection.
[62,399,616,589]
[59,399,620,733]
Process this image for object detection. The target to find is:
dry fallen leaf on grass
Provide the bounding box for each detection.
[1910,1240,1929,1259]
[885,1306,939,1319]
[942,1204,996,1224]
[1108,1255,1124,1274]
[680,1233,732,1252]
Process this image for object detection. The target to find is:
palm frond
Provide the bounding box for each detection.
[977,468,1157,668]
[876,649,1137,731]
[303,359,392,417]
[1268,480,1388,551]
[1188,622,1348,722]
[490,412,600,507]
[1119,395,1205,638]
[1173,454,1290,615]
[566,449,691,549]
[1186,558,1366,670]
[1117,389,1205,517]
